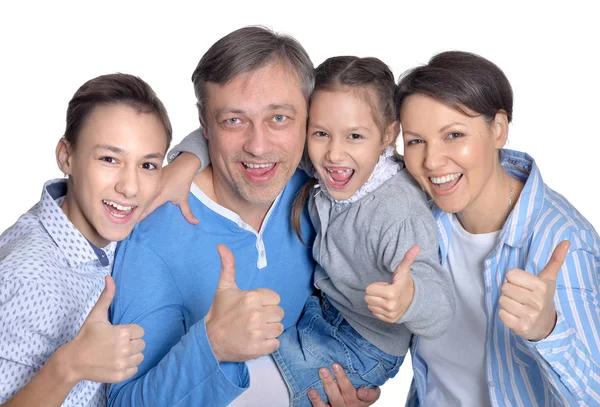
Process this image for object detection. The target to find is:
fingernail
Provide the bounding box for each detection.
[332,363,341,372]
[308,390,317,400]
[319,368,330,378]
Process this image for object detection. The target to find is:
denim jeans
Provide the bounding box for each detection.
[272,295,404,407]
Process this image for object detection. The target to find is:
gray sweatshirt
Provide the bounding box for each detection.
[170,129,455,356]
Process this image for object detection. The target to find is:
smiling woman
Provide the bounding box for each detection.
[0,73,172,406]
[397,51,600,407]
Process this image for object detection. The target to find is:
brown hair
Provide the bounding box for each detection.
[191,26,315,124]
[292,56,399,243]
[396,51,513,124]
[64,73,172,150]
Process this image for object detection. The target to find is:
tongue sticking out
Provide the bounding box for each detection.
[329,169,353,185]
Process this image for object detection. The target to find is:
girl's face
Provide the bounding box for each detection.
[57,103,168,247]
[400,93,506,215]
[307,88,394,200]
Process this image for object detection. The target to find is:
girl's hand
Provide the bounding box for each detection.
[308,364,381,407]
[141,153,201,224]
[498,240,570,341]
[365,246,421,323]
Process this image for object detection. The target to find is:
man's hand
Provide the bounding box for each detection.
[206,244,284,362]
[365,246,421,323]
[308,364,381,407]
[141,153,201,224]
[62,276,145,384]
[498,240,570,341]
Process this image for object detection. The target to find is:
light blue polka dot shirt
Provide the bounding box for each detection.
[0,179,115,406]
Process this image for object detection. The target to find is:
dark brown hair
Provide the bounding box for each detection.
[191,26,315,124]
[292,56,399,243]
[64,73,172,150]
[396,51,513,123]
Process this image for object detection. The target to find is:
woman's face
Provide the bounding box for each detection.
[400,94,506,215]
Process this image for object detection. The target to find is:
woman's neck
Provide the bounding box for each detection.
[456,167,524,235]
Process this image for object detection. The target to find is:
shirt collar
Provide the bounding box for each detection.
[38,179,115,268]
[433,149,545,256]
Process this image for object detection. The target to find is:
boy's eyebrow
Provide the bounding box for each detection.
[93,144,125,154]
[93,145,165,160]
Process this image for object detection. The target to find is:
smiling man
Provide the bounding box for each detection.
[108,27,317,406]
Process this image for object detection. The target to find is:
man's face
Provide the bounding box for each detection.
[203,61,308,211]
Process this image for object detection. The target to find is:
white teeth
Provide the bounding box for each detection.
[244,162,274,169]
[327,168,352,174]
[430,173,462,184]
[103,200,134,213]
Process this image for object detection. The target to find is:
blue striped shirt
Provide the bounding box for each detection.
[407,149,600,406]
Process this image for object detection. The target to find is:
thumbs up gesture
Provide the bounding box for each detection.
[206,244,285,362]
[498,240,570,341]
[61,276,145,383]
[365,245,421,323]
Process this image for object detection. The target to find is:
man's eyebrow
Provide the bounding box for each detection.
[215,108,246,116]
[268,103,297,113]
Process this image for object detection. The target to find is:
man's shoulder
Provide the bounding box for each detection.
[286,170,311,192]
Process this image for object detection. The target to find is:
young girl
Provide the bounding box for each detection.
[0,73,172,406]
[165,56,455,406]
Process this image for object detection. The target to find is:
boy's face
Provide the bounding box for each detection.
[58,103,168,247]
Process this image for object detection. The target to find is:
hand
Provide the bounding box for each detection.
[206,244,284,362]
[498,240,570,341]
[308,364,381,407]
[63,276,145,383]
[141,153,201,224]
[365,245,421,323]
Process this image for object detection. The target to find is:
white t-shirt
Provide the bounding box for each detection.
[418,215,499,407]
[228,356,290,406]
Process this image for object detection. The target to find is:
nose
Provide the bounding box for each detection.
[423,143,447,171]
[244,123,273,157]
[325,138,346,163]
[115,166,139,198]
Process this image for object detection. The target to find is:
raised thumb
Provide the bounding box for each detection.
[87,275,115,321]
[539,240,570,281]
[216,244,237,290]
[393,245,421,283]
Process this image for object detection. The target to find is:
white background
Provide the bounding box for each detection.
[1,1,598,405]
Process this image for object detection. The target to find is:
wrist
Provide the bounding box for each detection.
[47,343,80,387]
[205,314,224,363]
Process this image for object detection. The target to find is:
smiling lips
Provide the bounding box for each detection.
[429,172,463,192]
[241,161,278,183]
[325,166,354,189]
[103,199,136,222]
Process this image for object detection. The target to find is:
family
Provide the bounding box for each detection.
[1,25,599,407]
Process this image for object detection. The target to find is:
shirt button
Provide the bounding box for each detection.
[485,286,492,293]
[260,250,265,256]
[488,381,495,387]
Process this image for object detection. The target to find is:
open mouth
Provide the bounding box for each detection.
[240,162,278,183]
[429,173,463,191]
[103,199,136,219]
[325,167,354,190]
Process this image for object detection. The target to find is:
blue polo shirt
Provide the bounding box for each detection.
[109,170,315,407]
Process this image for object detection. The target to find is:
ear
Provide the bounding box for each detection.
[56,138,73,175]
[491,110,509,149]
[382,121,400,149]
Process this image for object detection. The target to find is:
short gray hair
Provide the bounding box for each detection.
[191,26,315,122]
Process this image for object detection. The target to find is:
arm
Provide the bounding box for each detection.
[108,240,262,407]
[141,128,208,224]
[366,217,455,339]
[509,232,600,404]
[1,276,143,406]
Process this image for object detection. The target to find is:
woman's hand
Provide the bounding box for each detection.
[308,364,381,407]
[141,153,201,224]
[498,240,570,341]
